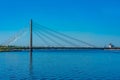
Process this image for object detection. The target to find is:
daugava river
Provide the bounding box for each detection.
[0,50,120,80]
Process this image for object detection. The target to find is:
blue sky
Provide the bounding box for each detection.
[0,0,120,47]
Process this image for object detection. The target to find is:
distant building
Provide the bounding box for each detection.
[108,43,114,48]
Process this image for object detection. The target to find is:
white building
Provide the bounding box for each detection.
[108,43,114,48]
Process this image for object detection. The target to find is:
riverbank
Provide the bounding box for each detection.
[0,46,120,52]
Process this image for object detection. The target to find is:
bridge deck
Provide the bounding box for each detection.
[1,47,120,52]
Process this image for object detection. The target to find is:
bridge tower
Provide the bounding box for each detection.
[30,19,33,55]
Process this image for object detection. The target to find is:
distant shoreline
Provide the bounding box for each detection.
[0,46,120,52]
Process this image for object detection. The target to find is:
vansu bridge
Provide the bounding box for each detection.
[1,20,119,52]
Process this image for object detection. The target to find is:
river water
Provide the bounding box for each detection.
[0,50,120,80]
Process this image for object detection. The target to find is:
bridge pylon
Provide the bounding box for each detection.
[30,19,33,55]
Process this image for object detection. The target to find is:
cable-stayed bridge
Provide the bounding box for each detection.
[0,20,118,51]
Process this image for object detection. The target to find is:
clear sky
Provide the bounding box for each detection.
[0,0,120,47]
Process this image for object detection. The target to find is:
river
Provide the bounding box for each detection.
[0,50,120,80]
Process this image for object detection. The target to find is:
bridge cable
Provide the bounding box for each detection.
[33,22,96,47]
[33,31,51,47]
[34,28,64,47]
[34,26,80,47]
[2,27,28,46]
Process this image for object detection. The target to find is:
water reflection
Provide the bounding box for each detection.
[27,50,120,80]
[29,51,33,79]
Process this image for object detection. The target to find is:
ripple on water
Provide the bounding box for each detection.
[1,51,120,80]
